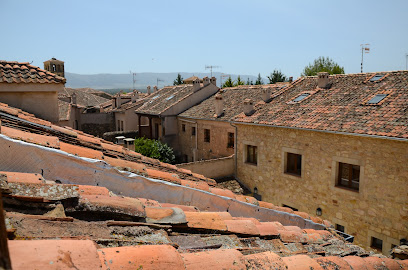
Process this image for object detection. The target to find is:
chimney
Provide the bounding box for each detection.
[203,76,210,87]
[117,94,122,107]
[153,86,158,92]
[288,76,293,82]
[193,78,201,92]
[243,99,254,116]
[262,88,271,103]
[210,77,217,86]
[214,91,224,117]
[317,72,329,88]
[99,105,104,113]
[71,93,77,105]
[147,86,151,95]
[131,90,139,102]
[112,98,116,108]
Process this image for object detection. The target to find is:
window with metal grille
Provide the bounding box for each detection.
[227,132,234,148]
[204,129,210,142]
[337,162,360,191]
[286,153,302,176]
[246,145,257,165]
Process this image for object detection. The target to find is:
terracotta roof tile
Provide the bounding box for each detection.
[77,185,110,196]
[160,203,199,212]
[315,256,352,269]
[145,206,187,224]
[180,179,210,192]
[342,256,368,269]
[244,251,287,270]
[104,156,147,173]
[185,212,228,231]
[145,168,181,184]
[255,222,281,237]
[8,240,102,269]
[60,142,104,160]
[235,195,259,205]
[209,187,236,199]
[0,60,65,84]
[137,198,162,207]
[282,254,324,270]
[77,133,101,146]
[98,245,185,270]
[1,126,60,148]
[224,219,260,235]
[0,171,45,184]
[181,249,246,270]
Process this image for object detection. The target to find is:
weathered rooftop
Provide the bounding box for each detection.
[0,60,66,84]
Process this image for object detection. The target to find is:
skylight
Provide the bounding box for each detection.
[165,95,175,100]
[369,74,384,82]
[293,93,310,102]
[368,94,387,104]
[151,95,160,100]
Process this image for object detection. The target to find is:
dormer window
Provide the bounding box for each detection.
[293,93,310,102]
[369,74,384,82]
[368,94,387,104]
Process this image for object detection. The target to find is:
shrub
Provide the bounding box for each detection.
[134,137,175,164]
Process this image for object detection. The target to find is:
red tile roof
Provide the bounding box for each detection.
[0,60,66,84]
[233,71,408,140]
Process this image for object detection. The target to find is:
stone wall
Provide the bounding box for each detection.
[177,155,234,179]
[236,123,408,254]
[177,118,235,162]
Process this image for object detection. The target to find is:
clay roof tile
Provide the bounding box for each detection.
[244,251,287,270]
[1,126,60,148]
[282,254,324,270]
[181,249,246,270]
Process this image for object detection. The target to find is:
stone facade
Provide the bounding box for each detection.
[177,118,235,162]
[177,155,234,179]
[235,123,408,255]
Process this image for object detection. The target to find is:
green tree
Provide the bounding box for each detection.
[235,75,245,86]
[134,137,175,164]
[246,78,253,85]
[222,76,234,88]
[173,73,184,85]
[267,69,287,84]
[255,73,264,85]
[301,57,345,76]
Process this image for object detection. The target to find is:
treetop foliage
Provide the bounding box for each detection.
[267,70,287,84]
[301,57,345,76]
[255,73,264,85]
[134,137,175,164]
[173,73,184,85]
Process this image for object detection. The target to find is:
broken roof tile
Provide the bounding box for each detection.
[145,206,187,224]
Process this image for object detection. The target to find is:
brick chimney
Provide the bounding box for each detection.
[214,91,224,117]
[210,77,217,85]
[153,86,158,92]
[71,93,77,105]
[262,88,271,103]
[203,76,210,87]
[147,86,151,95]
[288,77,293,82]
[131,90,139,102]
[317,72,329,88]
[193,78,201,92]
[243,99,254,116]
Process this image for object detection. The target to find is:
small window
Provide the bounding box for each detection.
[293,93,310,102]
[182,124,186,132]
[369,74,384,82]
[368,94,387,104]
[286,153,302,176]
[204,129,210,142]
[246,145,257,165]
[192,127,196,136]
[337,162,360,191]
[227,132,234,148]
[336,224,345,233]
[282,204,298,211]
[371,237,383,252]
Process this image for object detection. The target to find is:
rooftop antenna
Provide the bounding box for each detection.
[130,71,137,90]
[220,73,230,88]
[360,44,370,73]
[156,78,164,87]
[205,65,220,77]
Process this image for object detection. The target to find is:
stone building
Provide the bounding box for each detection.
[231,71,408,254]
[178,83,288,162]
[43,57,65,78]
[0,60,64,123]
[135,77,218,149]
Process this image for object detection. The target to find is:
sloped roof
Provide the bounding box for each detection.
[180,83,289,121]
[0,60,66,84]
[233,71,408,140]
[135,85,198,115]
[2,171,407,269]
[59,87,110,108]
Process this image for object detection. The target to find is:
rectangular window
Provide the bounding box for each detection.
[286,153,302,176]
[182,124,186,132]
[337,162,360,191]
[117,120,121,131]
[335,224,345,233]
[204,129,210,142]
[246,145,257,165]
[192,127,196,136]
[371,237,383,252]
[227,132,234,148]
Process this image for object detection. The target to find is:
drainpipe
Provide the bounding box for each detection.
[230,122,238,178]
[181,119,198,161]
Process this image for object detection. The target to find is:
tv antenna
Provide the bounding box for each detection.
[205,65,220,77]
[156,78,164,87]
[130,71,137,90]
[360,44,370,73]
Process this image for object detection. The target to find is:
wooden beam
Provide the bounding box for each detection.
[0,192,12,269]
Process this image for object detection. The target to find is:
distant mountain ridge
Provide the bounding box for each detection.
[65,72,263,92]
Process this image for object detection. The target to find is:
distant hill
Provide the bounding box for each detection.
[65,72,263,92]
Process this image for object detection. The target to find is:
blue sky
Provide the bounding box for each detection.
[1,0,408,78]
